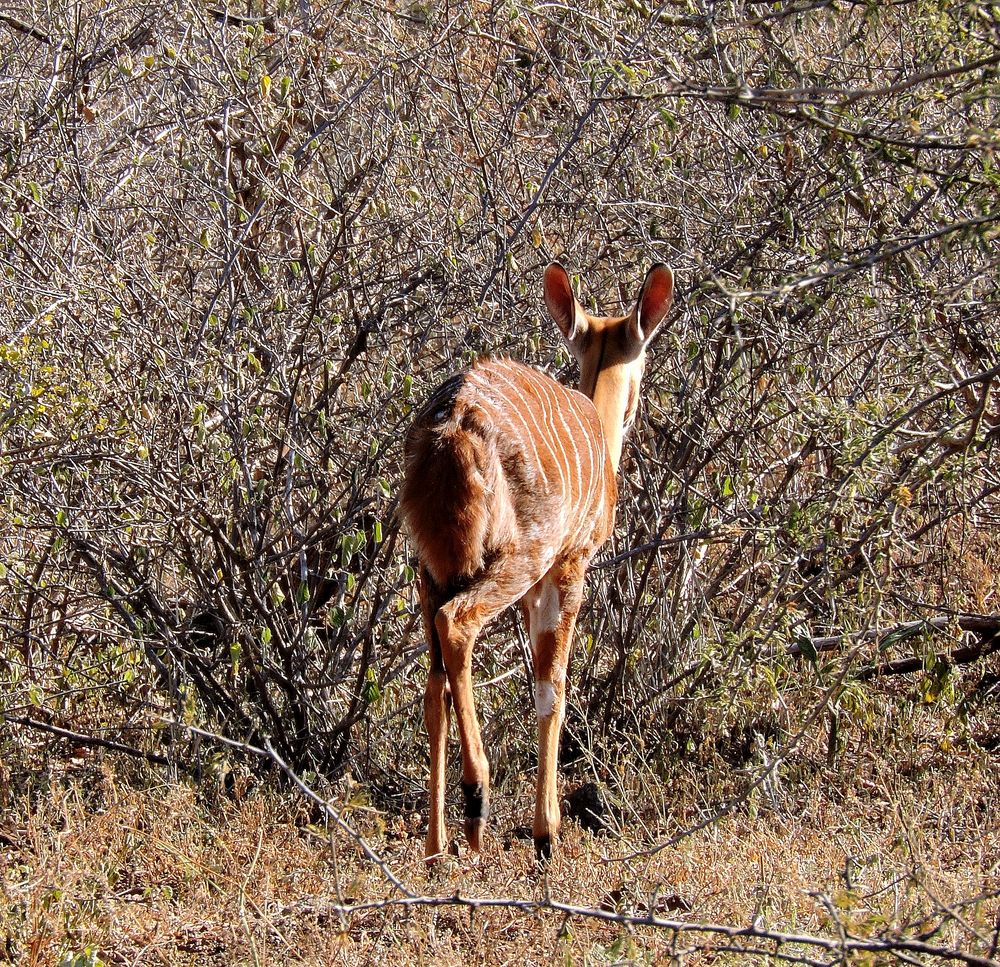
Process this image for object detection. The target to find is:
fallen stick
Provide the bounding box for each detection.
[4,713,179,769]
[786,613,1000,678]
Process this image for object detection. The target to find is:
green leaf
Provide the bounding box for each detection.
[796,636,818,663]
[363,668,380,704]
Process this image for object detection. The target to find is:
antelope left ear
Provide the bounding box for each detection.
[630,264,674,344]
[544,262,589,345]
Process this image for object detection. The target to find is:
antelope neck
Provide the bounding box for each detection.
[587,363,630,473]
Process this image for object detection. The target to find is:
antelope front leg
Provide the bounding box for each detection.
[527,562,584,864]
[534,666,566,863]
[424,664,450,860]
[419,569,450,862]
[435,604,490,852]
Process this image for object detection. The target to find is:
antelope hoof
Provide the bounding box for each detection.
[464,818,486,852]
[424,840,446,866]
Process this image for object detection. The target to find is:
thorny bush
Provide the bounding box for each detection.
[2,2,998,805]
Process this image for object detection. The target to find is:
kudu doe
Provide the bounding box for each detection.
[400,262,674,863]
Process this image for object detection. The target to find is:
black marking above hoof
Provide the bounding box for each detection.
[534,834,552,865]
[461,782,490,822]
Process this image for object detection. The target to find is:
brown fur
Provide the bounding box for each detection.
[400,375,523,589]
[400,263,674,864]
[401,413,493,586]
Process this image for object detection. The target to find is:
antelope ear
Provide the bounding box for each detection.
[544,263,588,344]
[630,264,674,344]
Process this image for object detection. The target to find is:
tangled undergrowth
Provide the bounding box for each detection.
[3,1,999,962]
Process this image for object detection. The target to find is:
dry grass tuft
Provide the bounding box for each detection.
[3,742,996,966]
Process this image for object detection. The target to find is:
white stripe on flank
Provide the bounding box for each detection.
[471,363,544,479]
[525,368,567,496]
[461,359,611,552]
[563,394,589,523]
[531,370,569,498]
[488,363,554,487]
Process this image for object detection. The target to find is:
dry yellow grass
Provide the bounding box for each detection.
[3,741,996,966]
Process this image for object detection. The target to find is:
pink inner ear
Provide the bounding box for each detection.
[544,264,577,338]
[639,266,674,336]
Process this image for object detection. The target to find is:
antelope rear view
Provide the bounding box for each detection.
[400,262,674,864]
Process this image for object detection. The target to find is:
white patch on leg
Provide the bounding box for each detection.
[535,681,557,719]
[535,580,561,634]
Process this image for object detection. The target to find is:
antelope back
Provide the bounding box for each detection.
[401,262,673,590]
[401,356,615,590]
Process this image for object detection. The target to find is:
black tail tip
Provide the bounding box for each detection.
[534,835,552,865]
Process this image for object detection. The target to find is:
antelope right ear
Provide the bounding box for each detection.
[544,263,588,344]
[630,263,674,344]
